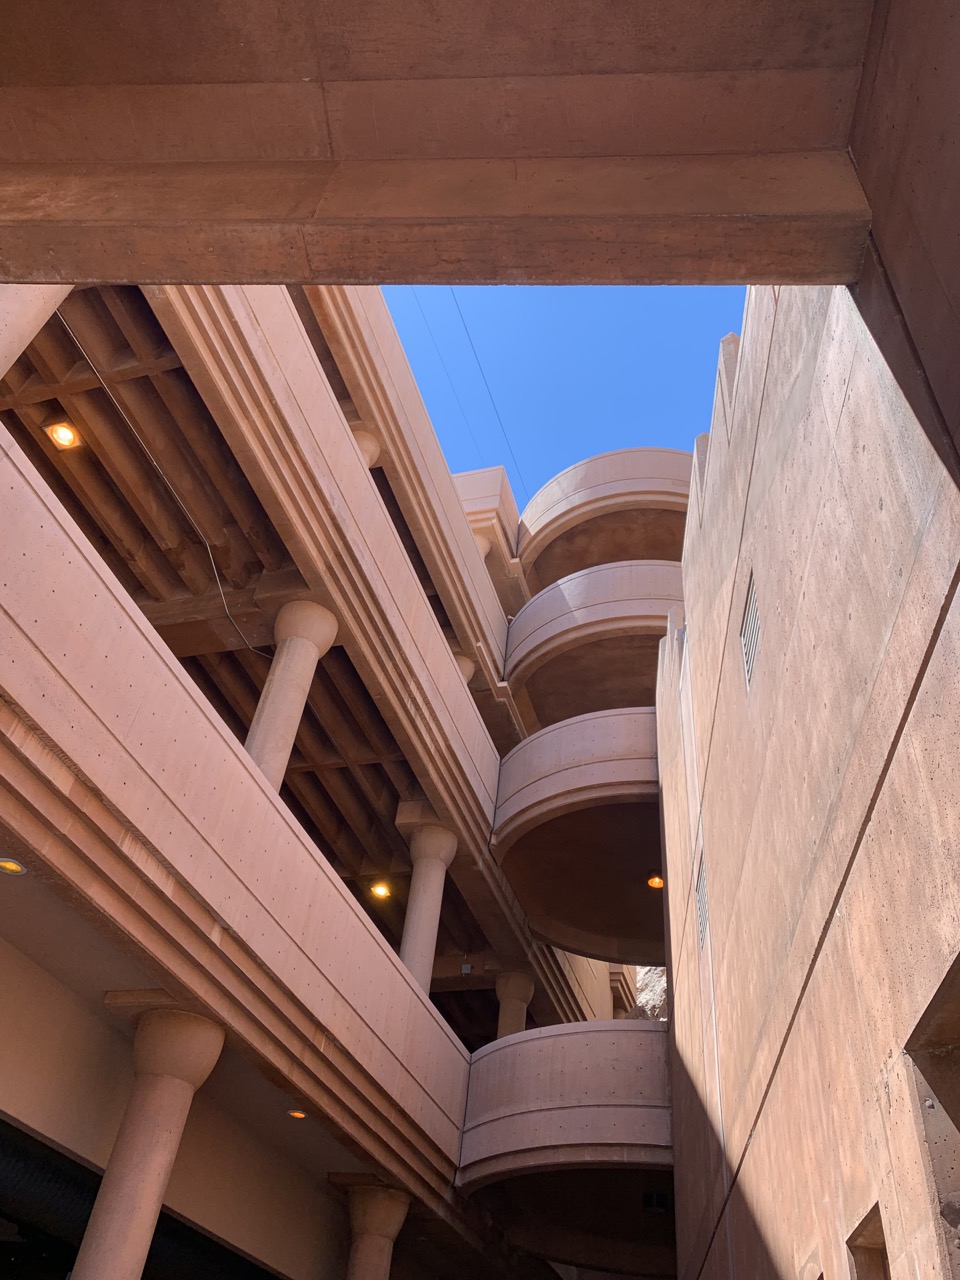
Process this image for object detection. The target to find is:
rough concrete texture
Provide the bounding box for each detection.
[459,1021,672,1190]
[659,284,960,1279]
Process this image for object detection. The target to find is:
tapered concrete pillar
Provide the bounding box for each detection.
[245,600,337,790]
[0,284,72,380]
[495,972,535,1039]
[346,1185,409,1280]
[72,1009,224,1280]
[399,824,457,991]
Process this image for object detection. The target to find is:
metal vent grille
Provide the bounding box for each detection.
[696,862,709,950]
[740,572,760,688]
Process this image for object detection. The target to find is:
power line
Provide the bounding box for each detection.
[449,286,532,505]
[411,287,485,470]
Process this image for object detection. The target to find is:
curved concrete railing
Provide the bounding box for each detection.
[458,1020,671,1190]
[517,448,690,585]
[505,560,683,690]
[493,708,658,854]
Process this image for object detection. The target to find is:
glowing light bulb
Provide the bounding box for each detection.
[45,421,81,450]
[371,881,391,899]
[287,1109,307,1120]
[647,873,665,890]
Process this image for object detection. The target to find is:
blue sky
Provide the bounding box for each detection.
[383,285,746,507]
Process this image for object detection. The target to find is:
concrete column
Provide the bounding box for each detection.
[399,824,457,991]
[245,600,338,790]
[345,1185,409,1280]
[72,1009,224,1280]
[495,972,535,1039]
[0,284,72,380]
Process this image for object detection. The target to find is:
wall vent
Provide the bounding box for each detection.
[696,862,709,950]
[740,572,760,688]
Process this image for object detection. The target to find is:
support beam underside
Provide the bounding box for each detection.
[0,154,870,285]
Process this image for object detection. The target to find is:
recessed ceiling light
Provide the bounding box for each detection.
[371,881,391,899]
[647,873,664,890]
[0,858,26,876]
[287,1108,307,1120]
[45,421,81,450]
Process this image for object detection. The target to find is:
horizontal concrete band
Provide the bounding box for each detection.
[457,1141,675,1191]
[462,1109,672,1160]
[505,560,684,687]
[458,1022,672,1190]
[493,708,659,853]
[0,154,869,284]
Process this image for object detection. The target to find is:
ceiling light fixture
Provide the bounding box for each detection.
[0,858,26,876]
[371,881,391,899]
[45,421,81,450]
[287,1108,307,1120]
[647,873,665,890]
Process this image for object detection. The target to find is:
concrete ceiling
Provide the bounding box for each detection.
[0,1,875,161]
[0,1,877,282]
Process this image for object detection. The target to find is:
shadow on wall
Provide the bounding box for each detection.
[669,946,960,1280]
[670,1050,786,1280]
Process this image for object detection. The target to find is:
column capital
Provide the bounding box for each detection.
[133,1008,224,1088]
[347,1184,410,1243]
[274,599,338,652]
[395,797,443,834]
[396,800,459,863]
[454,652,476,684]
[496,971,535,1007]
[352,427,382,468]
[409,823,457,868]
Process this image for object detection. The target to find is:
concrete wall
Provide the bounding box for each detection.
[659,285,960,1278]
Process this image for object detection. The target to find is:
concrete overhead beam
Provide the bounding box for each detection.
[0,153,869,285]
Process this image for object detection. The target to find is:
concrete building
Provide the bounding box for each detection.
[0,3,959,1279]
[0,282,679,1279]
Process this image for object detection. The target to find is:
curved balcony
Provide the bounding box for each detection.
[505,560,683,727]
[518,448,691,593]
[492,709,664,964]
[459,1021,674,1274]
[459,1020,671,1189]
